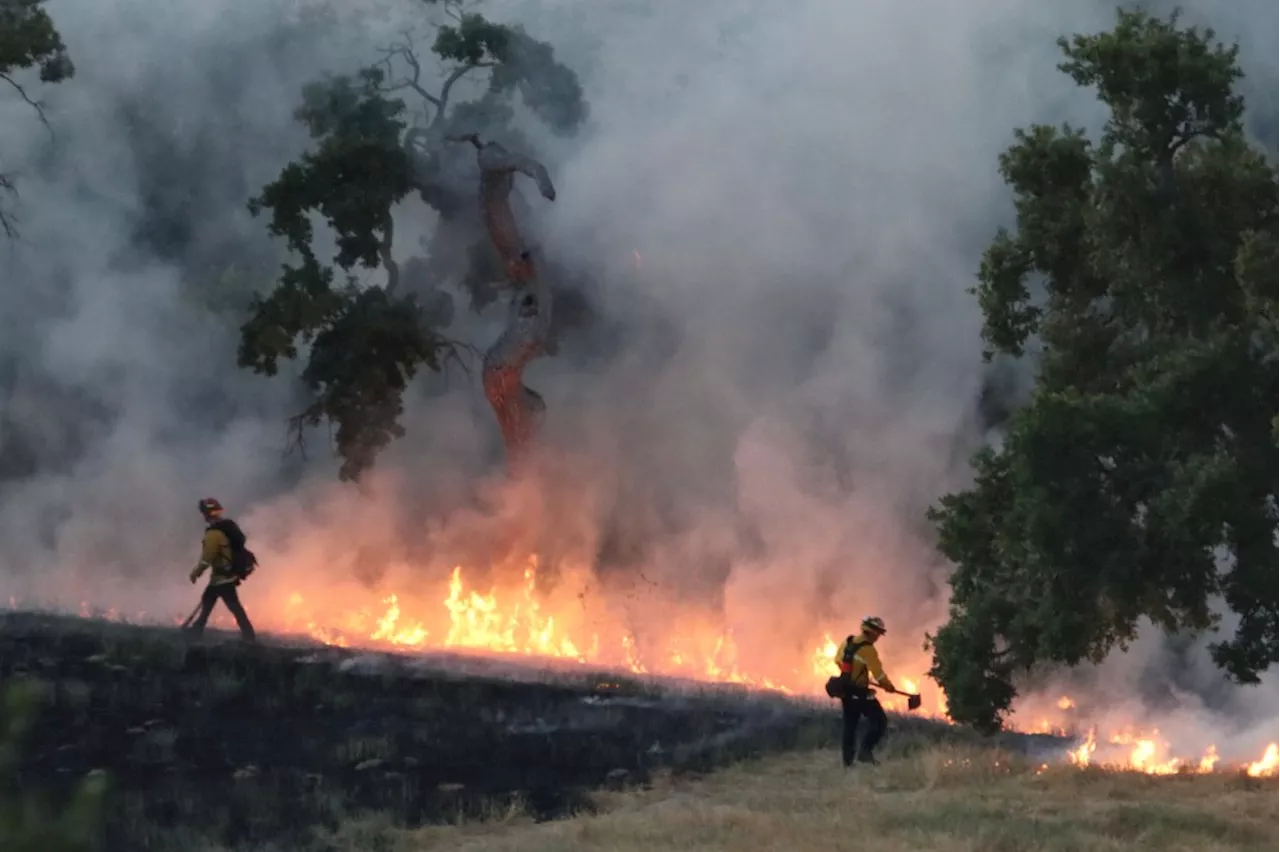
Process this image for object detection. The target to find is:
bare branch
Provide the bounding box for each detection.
[0,72,50,132]
[374,37,442,116]
[283,402,324,462]
[0,172,17,239]
[437,336,481,388]
[436,61,492,124]
[442,0,466,25]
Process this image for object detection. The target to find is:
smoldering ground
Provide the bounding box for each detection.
[0,0,1275,752]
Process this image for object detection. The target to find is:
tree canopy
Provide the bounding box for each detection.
[240,0,585,480]
[926,9,1278,733]
[0,0,75,237]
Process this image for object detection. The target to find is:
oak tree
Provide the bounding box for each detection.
[927,9,1278,733]
[240,0,585,480]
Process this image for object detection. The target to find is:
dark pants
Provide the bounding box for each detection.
[188,582,256,641]
[841,694,887,766]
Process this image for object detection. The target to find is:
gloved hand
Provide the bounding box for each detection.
[189,567,201,584]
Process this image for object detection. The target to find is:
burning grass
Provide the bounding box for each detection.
[1,609,1273,851]
[0,610,935,851]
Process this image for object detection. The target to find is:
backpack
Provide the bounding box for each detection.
[211,518,259,581]
[823,635,869,699]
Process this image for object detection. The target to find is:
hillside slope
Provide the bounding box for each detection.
[0,610,1061,851]
[408,745,1279,852]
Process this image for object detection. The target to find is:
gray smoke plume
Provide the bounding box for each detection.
[0,0,1274,760]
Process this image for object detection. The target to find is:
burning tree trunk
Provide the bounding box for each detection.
[451,134,557,471]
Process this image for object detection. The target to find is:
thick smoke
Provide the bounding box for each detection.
[0,0,1275,755]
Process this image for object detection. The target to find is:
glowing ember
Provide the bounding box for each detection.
[1057,695,1075,710]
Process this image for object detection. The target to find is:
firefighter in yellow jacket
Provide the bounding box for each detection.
[185,497,256,641]
[834,616,895,766]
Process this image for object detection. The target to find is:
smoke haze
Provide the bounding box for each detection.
[0,0,1275,759]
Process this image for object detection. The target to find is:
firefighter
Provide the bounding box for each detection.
[185,497,256,641]
[833,615,896,766]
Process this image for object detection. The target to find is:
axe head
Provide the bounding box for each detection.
[907,693,922,711]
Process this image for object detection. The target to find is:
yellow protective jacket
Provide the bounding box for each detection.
[191,524,236,586]
[834,632,896,694]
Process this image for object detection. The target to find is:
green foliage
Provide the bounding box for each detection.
[928,9,1279,733]
[251,68,412,272]
[433,9,511,64]
[484,26,587,132]
[0,0,75,237]
[240,68,459,481]
[245,3,586,480]
[0,0,74,83]
[0,679,106,851]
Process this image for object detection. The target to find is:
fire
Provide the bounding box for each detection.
[263,558,953,709]
[1068,728,1097,767]
[277,556,802,693]
[9,568,1275,780]
[1247,743,1278,777]
[1061,726,1275,776]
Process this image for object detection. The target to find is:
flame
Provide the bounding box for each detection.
[9,562,1273,779]
[1068,728,1097,767]
[1247,743,1278,777]
[1059,725,1272,776]
[274,556,809,693]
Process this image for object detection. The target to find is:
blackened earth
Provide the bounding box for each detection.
[0,611,1067,851]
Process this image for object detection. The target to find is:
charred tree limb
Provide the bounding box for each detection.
[450,133,556,470]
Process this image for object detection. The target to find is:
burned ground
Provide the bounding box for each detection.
[0,611,1066,851]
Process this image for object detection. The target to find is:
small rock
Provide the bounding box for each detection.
[437,782,465,793]
[86,654,108,664]
[354,758,385,771]
[126,727,145,735]
[233,765,259,780]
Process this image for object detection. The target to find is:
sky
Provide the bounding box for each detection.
[0,0,1275,756]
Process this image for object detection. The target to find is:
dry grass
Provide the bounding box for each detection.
[391,744,1279,852]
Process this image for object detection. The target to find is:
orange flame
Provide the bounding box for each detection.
[12,567,1273,779]
[1247,743,1278,777]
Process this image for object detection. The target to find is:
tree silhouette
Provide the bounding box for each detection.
[927,9,1278,733]
[241,0,585,480]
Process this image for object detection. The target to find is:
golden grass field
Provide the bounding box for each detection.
[347,743,1279,852]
